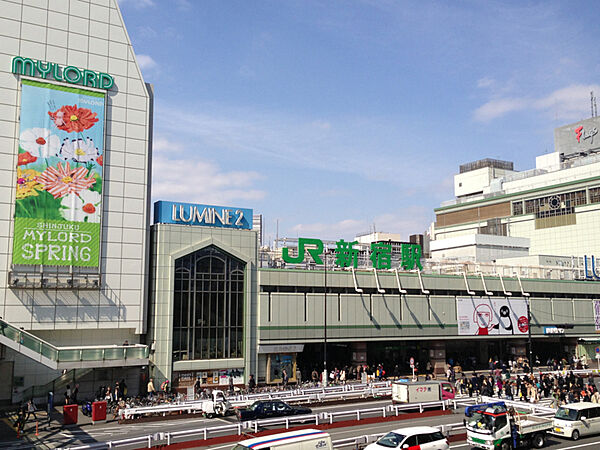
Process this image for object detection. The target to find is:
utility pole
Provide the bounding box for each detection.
[323,251,328,386]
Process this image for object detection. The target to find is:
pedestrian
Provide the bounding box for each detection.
[120,379,128,398]
[147,377,156,398]
[24,399,37,422]
[229,375,235,394]
[282,369,289,388]
[104,386,113,402]
[64,384,71,405]
[311,369,319,386]
[247,374,256,393]
[72,384,79,404]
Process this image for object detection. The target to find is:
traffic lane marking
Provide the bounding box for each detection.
[558,440,600,449]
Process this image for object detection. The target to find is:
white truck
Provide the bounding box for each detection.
[201,390,234,418]
[465,401,553,450]
[392,380,455,404]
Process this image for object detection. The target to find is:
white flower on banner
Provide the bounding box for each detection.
[20,128,61,158]
[59,137,99,163]
[60,190,102,223]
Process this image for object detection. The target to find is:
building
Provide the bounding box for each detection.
[149,200,600,390]
[431,116,600,263]
[2,0,600,403]
[0,0,152,403]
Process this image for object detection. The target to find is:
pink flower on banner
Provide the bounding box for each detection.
[35,162,96,199]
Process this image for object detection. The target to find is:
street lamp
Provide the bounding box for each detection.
[323,252,328,387]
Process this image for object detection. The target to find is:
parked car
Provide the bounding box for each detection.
[236,400,311,421]
[365,426,449,450]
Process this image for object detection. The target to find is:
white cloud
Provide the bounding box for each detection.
[154,102,442,187]
[476,77,495,89]
[152,156,265,205]
[118,0,154,8]
[136,54,157,71]
[290,207,431,241]
[153,137,183,153]
[473,98,528,122]
[474,84,600,122]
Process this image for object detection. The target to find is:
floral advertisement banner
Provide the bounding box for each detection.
[13,80,105,267]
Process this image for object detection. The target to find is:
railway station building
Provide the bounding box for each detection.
[2,0,600,404]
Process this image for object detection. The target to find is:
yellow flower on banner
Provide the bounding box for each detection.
[16,167,43,199]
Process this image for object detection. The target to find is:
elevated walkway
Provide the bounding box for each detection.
[0,319,148,370]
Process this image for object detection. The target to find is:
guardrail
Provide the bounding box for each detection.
[119,382,393,420]
[68,400,450,449]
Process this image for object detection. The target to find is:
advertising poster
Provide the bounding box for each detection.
[594,300,600,332]
[13,80,105,267]
[457,297,529,336]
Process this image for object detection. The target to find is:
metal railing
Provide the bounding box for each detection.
[0,318,149,370]
[119,382,393,419]
[68,400,452,449]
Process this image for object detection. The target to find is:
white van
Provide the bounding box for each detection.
[232,429,333,450]
[553,402,600,440]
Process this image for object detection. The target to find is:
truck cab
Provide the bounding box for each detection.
[465,402,550,450]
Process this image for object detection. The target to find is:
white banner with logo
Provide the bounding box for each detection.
[457,297,529,336]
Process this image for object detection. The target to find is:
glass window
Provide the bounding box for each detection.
[403,436,418,447]
[555,407,578,421]
[173,246,245,361]
[417,434,432,444]
[376,432,405,448]
[430,431,445,441]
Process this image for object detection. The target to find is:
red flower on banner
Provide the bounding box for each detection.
[35,162,96,199]
[96,155,103,166]
[18,151,37,165]
[48,105,98,133]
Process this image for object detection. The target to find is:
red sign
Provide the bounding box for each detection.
[518,316,529,333]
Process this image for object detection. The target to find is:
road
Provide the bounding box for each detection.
[4,397,600,449]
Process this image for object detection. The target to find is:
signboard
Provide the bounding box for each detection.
[281,237,423,270]
[594,300,600,332]
[153,201,252,230]
[544,326,565,335]
[456,297,529,336]
[13,80,105,267]
[554,116,600,157]
[258,344,304,354]
[12,56,113,90]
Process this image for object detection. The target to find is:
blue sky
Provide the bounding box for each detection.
[118,0,600,244]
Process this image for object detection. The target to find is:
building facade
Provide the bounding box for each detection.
[431,117,600,262]
[149,200,600,391]
[0,0,152,402]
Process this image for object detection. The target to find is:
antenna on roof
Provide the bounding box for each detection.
[592,91,598,118]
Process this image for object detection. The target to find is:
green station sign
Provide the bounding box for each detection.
[282,238,423,270]
[12,56,114,90]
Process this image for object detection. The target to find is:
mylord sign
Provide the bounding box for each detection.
[154,201,253,230]
[12,56,114,90]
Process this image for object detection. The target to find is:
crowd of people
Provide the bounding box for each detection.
[455,369,600,406]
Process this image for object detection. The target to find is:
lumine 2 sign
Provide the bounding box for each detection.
[154,201,253,230]
[12,56,114,90]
